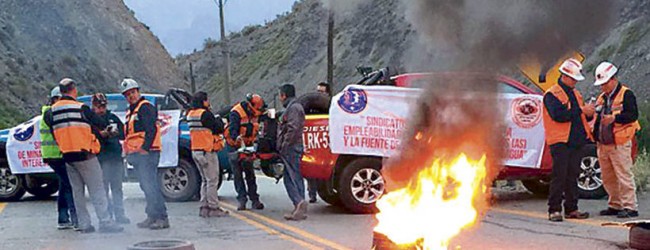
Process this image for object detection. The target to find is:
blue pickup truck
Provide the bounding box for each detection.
[0,89,230,202]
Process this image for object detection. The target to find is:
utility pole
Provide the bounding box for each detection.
[327,9,334,95]
[217,0,232,105]
[189,62,196,93]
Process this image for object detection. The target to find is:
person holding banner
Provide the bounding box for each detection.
[40,86,77,230]
[187,91,229,218]
[44,78,123,233]
[278,84,307,220]
[592,62,641,218]
[120,78,169,230]
[542,58,595,222]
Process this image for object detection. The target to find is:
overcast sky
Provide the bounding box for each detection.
[124,0,296,55]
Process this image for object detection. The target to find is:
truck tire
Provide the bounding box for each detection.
[337,158,384,214]
[317,181,341,206]
[0,166,26,201]
[159,158,200,202]
[576,144,607,199]
[521,179,549,197]
[297,92,330,115]
[24,176,59,199]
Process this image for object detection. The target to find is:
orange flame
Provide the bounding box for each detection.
[374,154,488,250]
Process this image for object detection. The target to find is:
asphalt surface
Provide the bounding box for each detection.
[0,176,648,250]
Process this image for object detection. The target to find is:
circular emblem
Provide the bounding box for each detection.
[157,113,173,135]
[337,87,368,114]
[13,123,35,142]
[511,96,542,129]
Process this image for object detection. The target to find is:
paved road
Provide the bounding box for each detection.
[0,176,647,250]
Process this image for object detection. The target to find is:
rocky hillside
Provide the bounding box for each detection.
[0,0,185,128]
[178,0,649,108]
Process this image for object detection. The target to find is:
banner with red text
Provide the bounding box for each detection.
[6,116,51,174]
[329,85,544,168]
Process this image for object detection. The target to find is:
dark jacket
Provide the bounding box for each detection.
[543,80,590,147]
[277,97,305,154]
[198,108,225,135]
[592,83,639,143]
[98,111,125,161]
[44,95,108,162]
[127,97,158,151]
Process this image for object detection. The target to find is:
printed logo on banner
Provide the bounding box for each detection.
[12,123,35,142]
[158,113,173,135]
[337,87,368,114]
[511,96,542,129]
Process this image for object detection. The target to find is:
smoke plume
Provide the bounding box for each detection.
[320,0,371,16]
[383,0,619,190]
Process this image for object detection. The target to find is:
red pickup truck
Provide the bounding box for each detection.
[299,70,634,214]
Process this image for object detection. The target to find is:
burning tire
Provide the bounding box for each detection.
[338,157,384,214]
[0,165,26,201]
[317,181,341,206]
[159,158,200,202]
[630,223,650,250]
[576,144,607,199]
[521,179,550,197]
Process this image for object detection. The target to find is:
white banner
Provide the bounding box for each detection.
[329,85,545,168]
[7,111,180,174]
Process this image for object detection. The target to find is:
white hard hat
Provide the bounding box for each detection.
[50,86,62,98]
[558,58,585,81]
[593,61,618,86]
[120,78,139,94]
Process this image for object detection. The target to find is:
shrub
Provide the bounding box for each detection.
[634,149,650,192]
[203,38,219,50]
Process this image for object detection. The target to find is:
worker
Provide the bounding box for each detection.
[225,93,266,211]
[278,84,307,220]
[542,58,594,222]
[120,78,169,230]
[592,62,641,218]
[187,91,229,218]
[91,93,129,224]
[40,86,77,230]
[317,82,331,95]
[44,78,123,233]
[306,82,332,203]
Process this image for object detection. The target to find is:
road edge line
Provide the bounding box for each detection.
[222,202,351,250]
[0,203,6,214]
[491,207,625,230]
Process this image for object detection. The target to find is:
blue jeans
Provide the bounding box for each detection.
[48,159,77,224]
[229,150,260,203]
[127,152,167,220]
[281,145,305,206]
[99,156,126,219]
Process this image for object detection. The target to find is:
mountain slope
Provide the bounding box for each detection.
[0,0,185,128]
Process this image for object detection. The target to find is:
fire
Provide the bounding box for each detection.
[374,153,488,250]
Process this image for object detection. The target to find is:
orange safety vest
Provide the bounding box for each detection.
[596,85,641,145]
[542,84,594,145]
[124,99,162,154]
[187,108,225,152]
[224,103,259,147]
[51,99,101,154]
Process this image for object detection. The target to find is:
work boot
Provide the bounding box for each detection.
[548,212,563,222]
[290,200,308,221]
[149,218,170,230]
[565,210,589,219]
[599,207,622,216]
[115,216,131,224]
[309,196,317,204]
[200,207,210,218]
[252,200,265,210]
[617,209,639,218]
[237,201,247,211]
[98,223,124,233]
[57,222,75,230]
[137,217,155,229]
[77,225,96,234]
[208,207,229,217]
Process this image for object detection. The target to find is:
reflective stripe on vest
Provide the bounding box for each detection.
[187,109,214,152]
[39,106,62,159]
[224,103,259,147]
[51,100,100,154]
[124,99,162,154]
[596,85,641,145]
[542,84,594,145]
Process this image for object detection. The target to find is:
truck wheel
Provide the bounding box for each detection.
[577,144,607,199]
[521,179,549,197]
[159,158,200,202]
[338,158,384,214]
[317,181,341,206]
[25,177,59,199]
[0,166,26,201]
